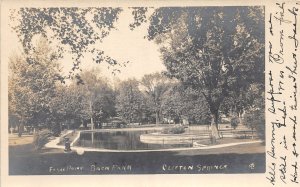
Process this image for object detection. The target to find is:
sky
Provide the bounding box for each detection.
[7,8,166,82]
[95,9,166,81]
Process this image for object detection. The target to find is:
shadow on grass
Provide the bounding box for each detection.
[9,144,265,175]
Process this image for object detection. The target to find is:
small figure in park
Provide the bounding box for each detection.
[64,137,71,152]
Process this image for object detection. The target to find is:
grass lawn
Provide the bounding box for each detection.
[9,135,34,146]
[194,137,263,146]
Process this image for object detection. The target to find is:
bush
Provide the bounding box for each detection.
[230,116,239,129]
[33,129,52,150]
[162,125,185,134]
[243,109,265,140]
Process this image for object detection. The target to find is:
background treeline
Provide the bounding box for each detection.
[8,39,213,136]
[8,38,264,138]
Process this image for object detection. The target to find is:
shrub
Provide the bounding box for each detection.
[230,116,239,129]
[162,125,185,134]
[50,123,61,137]
[33,129,52,150]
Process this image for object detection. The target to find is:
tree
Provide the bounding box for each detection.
[161,83,210,124]
[160,85,182,123]
[146,7,264,139]
[220,82,265,124]
[50,84,85,131]
[116,79,145,123]
[178,86,211,125]
[9,37,62,136]
[73,69,116,129]
[140,73,173,125]
[242,83,265,140]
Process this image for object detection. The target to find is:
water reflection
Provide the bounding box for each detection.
[76,130,192,150]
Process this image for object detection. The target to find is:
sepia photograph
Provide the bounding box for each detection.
[4,4,266,176]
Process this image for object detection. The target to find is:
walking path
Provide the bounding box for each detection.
[44,130,73,150]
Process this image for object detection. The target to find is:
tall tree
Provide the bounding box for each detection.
[74,69,116,129]
[116,79,145,123]
[50,84,86,130]
[141,73,173,125]
[9,37,61,136]
[161,84,210,124]
[146,7,264,139]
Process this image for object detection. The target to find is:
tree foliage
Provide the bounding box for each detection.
[146,7,265,139]
[75,69,116,124]
[9,7,128,80]
[50,84,85,129]
[116,79,145,123]
[243,108,265,140]
[161,84,210,124]
[9,38,62,135]
[141,72,173,124]
[8,7,265,141]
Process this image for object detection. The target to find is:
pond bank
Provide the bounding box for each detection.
[44,127,263,153]
[140,133,208,144]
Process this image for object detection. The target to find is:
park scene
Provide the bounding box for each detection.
[8,6,265,174]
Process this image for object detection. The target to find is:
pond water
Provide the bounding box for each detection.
[75,130,192,150]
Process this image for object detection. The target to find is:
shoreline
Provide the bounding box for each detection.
[44,127,263,153]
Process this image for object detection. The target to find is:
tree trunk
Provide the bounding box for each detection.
[83,120,87,129]
[238,111,243,125]
[91,117,94,144]
[91,117,94,130]
[18,117,24,137]
[155,111,159,125]
[210,111,220,142]
[18,123,24,137]
[89,98,94,130]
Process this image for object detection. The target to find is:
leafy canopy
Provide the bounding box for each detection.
[9,37,61,126]
[146,7,264,113]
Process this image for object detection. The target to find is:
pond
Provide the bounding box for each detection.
[75,130,193,150]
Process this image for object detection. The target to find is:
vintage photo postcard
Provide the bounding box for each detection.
[1,0,299,187]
